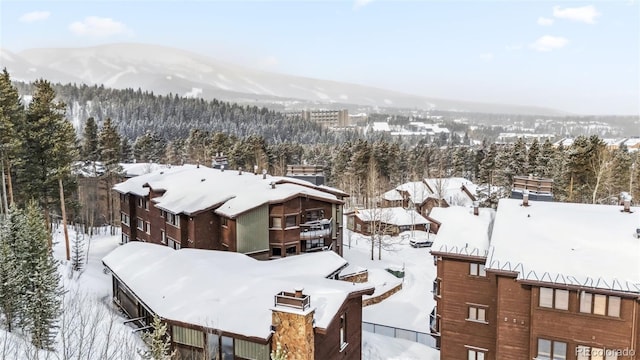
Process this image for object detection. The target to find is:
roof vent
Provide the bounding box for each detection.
[254,165,259,175]
[262,169,267,179]
[522,190,530,207]
[621,192,632,213]
[238,167,243,175]
[220,165,225,172]
[270,181,276,189]
[201,178,206,182]
[472,201,479,216]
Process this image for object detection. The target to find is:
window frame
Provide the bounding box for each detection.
[466,304,488,324]
[339,313,348,351]
[539,287,569,310]
[579,291,621,317]
[469,263,487,277]
[536,338,567,360]
[136,218,144,231]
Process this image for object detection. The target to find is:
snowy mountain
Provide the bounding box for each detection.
[1,43,561,115]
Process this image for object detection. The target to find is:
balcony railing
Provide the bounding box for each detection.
[300,219,332,240]
[429,308,440,336]
[274,291,311,311]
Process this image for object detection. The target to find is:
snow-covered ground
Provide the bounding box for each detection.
[1,224,440,359]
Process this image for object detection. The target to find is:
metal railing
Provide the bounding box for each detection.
[362,321,437,348]
[274,292,311,311]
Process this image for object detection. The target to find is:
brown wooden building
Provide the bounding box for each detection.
[431,198,640,360]
[381,178,478,217]
[113,165,348,259]
[345,207,431,236]
[102,242,374,360]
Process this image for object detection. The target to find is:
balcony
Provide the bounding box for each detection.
[300,219,332,240]
[429,307,440,336]
[274,291,311,311]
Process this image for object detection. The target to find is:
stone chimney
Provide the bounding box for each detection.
[472,201,479,216]
[522,190,529,207]
[272,290,315,360]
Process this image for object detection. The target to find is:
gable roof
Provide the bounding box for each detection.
[487,198,640,294]
[113,165,342,217]
[382,178,478,207]
[353,207,430,226]
[102,242,373,339]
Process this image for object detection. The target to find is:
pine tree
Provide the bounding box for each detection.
[0,68,25,207]
[71,229,85,272]
[81,117,99,161]
[16,79,78,223]
[527,138,540,176]
[120,137,134,163]
[99,118,123,235]
[139,316,175,360]
[17,202,62,349]
[538,139,556,178]
[0,214,20,331]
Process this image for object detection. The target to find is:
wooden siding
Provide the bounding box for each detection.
[236,204,269,254]
[314,296,364,360]
[438,257,496,359]
[494,274,531,360]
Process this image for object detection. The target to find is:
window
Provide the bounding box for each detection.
[172,325,204,348]
[286,245,296,255]
[305,209,325,221]
[577,345,620,360]
[339,313,348,351]
[221,217,228,227]
[136,218,144,231]
[137,197,143,208]
[271,217,282,229]
[536,338,566,360]
[167,213,180,228]
[285,215,297,228]
[207,334,219,360]
[433,278,441,297]
[145,222,150,235]
[271,247,282,257]
[469,263,486,277]
[467,305,487,323]
[160,230,166,244]
[168,237,180,250]
[305,238,325,251]
[144,199,149,210]
[468,349,486,360]
[580,292,621,317]
[121,233,129,244]
[539,288,569,310]
[221,336,233,360]
[120,212,130,226]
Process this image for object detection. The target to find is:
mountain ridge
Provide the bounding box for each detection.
[1,43,565,116]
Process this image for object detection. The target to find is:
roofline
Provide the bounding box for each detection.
[222,192,343,219]
[515,279,640,299]
[430,251,487,262]
[275,178,350,198]
[314,286,375,335]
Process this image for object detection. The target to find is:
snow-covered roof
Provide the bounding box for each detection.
[371,122,391,132]
[624,138,640,148]
[113,165,341,217]
[354,207,430,226]
[102,243,373,339]
[120,163,171,178]
[430,206,496,257]
[424,178,477,206]
[487,198,640,294]
[72,161,106,177]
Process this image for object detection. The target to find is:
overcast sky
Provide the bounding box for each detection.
[1,0,639,115]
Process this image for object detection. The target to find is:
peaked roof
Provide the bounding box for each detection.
[382,178,477,207]
[353,207,430,226]
[102,242,373,339]
[430,206,496,257]
[487,198,640,294]
[113,165,342,217]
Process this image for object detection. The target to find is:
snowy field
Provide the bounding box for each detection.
[1,225,440,359]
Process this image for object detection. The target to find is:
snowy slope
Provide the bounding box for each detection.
[1,43,562,115]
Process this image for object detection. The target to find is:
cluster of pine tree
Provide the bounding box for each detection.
[0,203,62,349]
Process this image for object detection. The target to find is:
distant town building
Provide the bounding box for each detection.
[301,109,349,127]
[103,242,374,360]
[431,198,640,359]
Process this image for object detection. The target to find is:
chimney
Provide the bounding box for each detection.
[238,167,243,175]
[623,199,631,212]
[522,190,529,207]
[295,287,304,298]
[262,169,268,179]
[220,165,225,172]
[272,290,315,359]
[270,181,276,189]
[254,165,259,175]
[196,161,200,169]
[472,201,479,216]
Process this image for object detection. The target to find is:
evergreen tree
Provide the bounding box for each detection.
[120,137,134,163]
[16,202,62,349]
[15,79,78,222]
[0,214,20,331]
[0,68,25,208]
[527,138,540,176]
[81,117,99,161]
[139,316,175,360]
[71,229,85,272]
[538,139,556,178]
[511,137,528,177]
[99,118,123,234]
